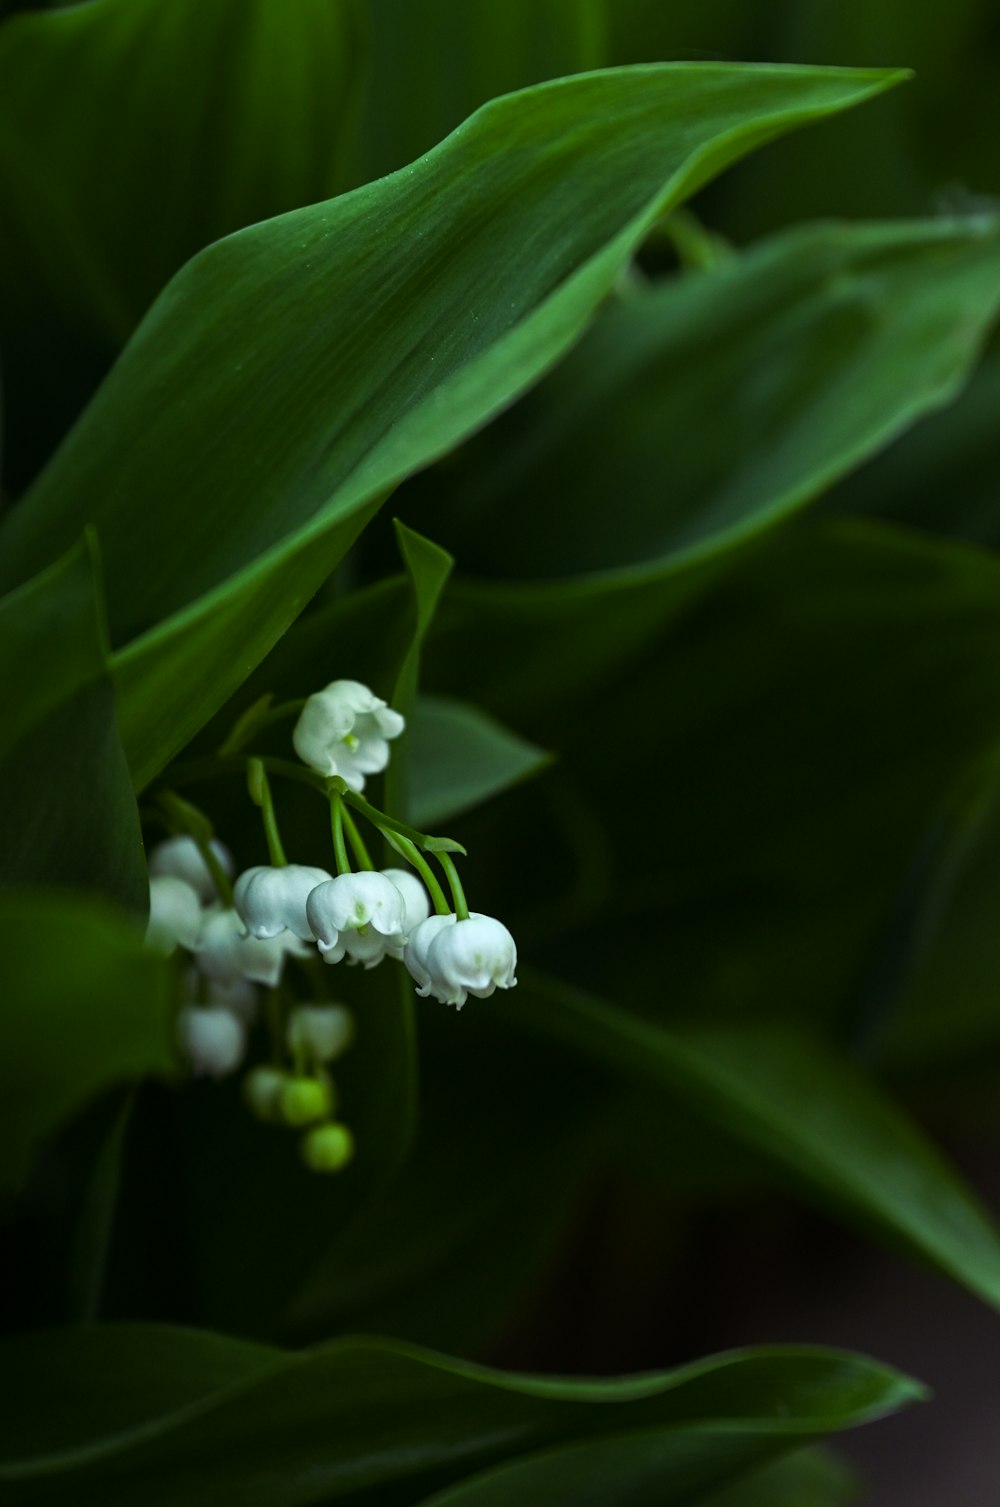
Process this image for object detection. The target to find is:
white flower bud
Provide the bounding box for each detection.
[177,1005,246,1078]
[406,912,517,1009]
[149,835,233,903]
[382,868,431,933]
[287,1004,354,1063]
[292,679,404,791]
[146,876,202,955]
[196,906,309,987]
[306,871,407,967]
[233,864,332,941]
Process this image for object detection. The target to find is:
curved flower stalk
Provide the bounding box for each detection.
[293,679,404,791]
[149,834,233,902]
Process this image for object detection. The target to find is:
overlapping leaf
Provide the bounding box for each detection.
[0,539,144,905]
[0,64,905,789]
[0,893,172,1191]
[0,1325,921,1505]
[503,970,1000,1314]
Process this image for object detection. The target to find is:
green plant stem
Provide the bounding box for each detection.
[248,758,287,867]
[438,852,470,921]
[157,789,235,905]
[386,832,451,916]
[330,792,351,877]
[341,807,374,871]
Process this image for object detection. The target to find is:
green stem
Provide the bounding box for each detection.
[341,807,374,871]
[330,792,352,877]
[248,758,287,867]
[156,789,234,905]
[438,852,470,921]
[198,838,236,907]
[388,834,451,916]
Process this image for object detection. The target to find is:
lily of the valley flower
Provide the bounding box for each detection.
[292,679,404,791]
[382,867,431,933]
[234,863,332,941]
[405,912,517,1009]
[306,871,407,968]
[149,834,233,902]
[177,1005,247,1078]
[287,1003,354,1063]
[146,876,202,956]
[196,906,310,988]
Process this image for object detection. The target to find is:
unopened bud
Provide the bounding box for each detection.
[243,1066,289,1122]
[301,1122,355,1173]
[279,1076,333,1127]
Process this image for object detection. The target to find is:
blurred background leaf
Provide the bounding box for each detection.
[0,538,144,907]
[0,1325,921,1505]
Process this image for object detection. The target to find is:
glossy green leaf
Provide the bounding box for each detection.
[415,216,1000,580]
[0,540,144,907]
[0,893,172,1191]
[415,1430,858,1507]
[406,695,553,827]
[384,522,453,819]
[696,1447,858,1507]
[0,64,906,791]
[505,970,1000,1314]
[0,1325,921,1505]
[0,0,365,492]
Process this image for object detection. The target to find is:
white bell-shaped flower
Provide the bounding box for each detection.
[177,1005,246,1078]
[146,876,202,956]
[292,679,404,791]
[233,863,332,941]
[407,912,517,1009]
[306,871,407,966]
[149,835,233,903]
[287,1004,354,1064]
[196,906,309,987]
[403,912,455,996]
[382,867,431,933]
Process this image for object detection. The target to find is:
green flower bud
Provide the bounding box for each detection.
[279,1076,333,1127]
[243,1066,289,1122]
[301,1122,355,1174]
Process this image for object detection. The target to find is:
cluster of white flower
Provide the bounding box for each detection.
[145,679,518,1172]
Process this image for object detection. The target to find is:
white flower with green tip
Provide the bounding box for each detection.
[292,679,404,791]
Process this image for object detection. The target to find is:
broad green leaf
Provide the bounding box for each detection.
[407,695,552,827]
[0,892,172,1191]
[349,0,607,187]
[824,341,1000,550]
[414,1430,858,1507]
[413,216,1000,580]
[0,1325,921,1505]
[384,522,453,818]
[0,539,144,907]
[0,64,907,791]
[0,0,363,489]
[437,519,1000,1061]
[505,970,1000,1315]
[695,1447,858,1507]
